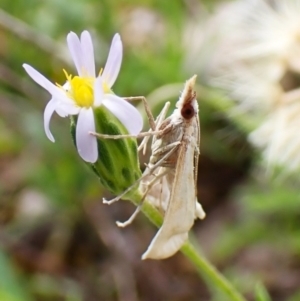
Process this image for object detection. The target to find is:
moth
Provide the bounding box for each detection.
[140,75,205,259]
[92,75,205,260]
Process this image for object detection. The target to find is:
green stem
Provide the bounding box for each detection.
[129,195,247,301]
[181,242,247,301]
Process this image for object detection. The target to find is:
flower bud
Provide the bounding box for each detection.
[71,106,142,197]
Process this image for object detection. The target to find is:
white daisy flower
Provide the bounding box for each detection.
[183,0,300,171]
[184,0,300,107]
[249,90,300,171]
[231,0,300,68]
[23,31,143,163]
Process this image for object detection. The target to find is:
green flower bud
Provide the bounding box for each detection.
[70,106,142,197]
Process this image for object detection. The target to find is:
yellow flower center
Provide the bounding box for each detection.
[60,70,112,108]
[70,76,94,108]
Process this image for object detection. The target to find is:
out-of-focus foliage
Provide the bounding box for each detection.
[0,250,33,301]
[0,0,300,301]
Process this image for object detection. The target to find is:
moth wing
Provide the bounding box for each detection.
[141,225,188,260]
[196,199,206,219]
[145,167,170,214]
[142,140,196,260]
[193,112,205,220]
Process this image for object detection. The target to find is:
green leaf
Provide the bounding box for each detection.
[255,282,272,301]
[0,249,33,301]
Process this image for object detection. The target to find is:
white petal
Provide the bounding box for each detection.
[44,98,57,142]
[80,31,95,77]
[23,64,71,104]
[76,108,98,163]
[62,81,71,91]
[55,106,68,117]
[47,87,70,105]
[23,64,52,90]
[103,94,143,135]
[55,102,80,117]
[93,76,104,107]
[67,32,84,76]
[102,34,123,87]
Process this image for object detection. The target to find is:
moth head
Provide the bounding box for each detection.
[177,74,198,120]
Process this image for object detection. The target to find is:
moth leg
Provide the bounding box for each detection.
[124,96,156,131]
[151,140,181,160]
[116,169,169,227]
[103,141,180,205]
[89,102,171,141]
[154,102,171,129]
[139,101,171,155]
[124,97,170,132]
[89,130,165,140]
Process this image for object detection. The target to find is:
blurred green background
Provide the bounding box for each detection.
[0,0,300,301]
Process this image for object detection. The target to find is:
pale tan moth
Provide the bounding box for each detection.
[91,75,205,260]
